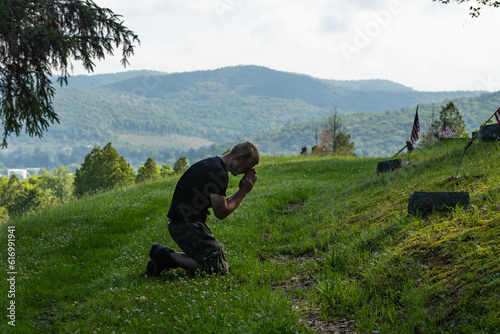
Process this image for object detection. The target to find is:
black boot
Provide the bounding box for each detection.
[146,243,178,277]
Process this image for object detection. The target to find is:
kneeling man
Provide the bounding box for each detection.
[147,142,259,276]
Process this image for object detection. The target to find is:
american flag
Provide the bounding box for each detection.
[495,107,500,125]
[410,107,420,144]
[441,119,453,138]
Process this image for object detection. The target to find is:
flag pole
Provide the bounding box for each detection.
[393,144,408,157]
[398,105,419,156]
[455,108,500,177]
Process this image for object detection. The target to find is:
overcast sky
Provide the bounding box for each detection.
[73,0,500,92]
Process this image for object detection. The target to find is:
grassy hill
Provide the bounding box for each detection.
[1,139,498,333]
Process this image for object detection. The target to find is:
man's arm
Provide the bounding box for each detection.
[210,169,257,220]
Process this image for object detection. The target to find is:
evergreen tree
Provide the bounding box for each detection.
[136,157,159,183]
[0,0,139,148]
[74,143,134,197]
[335,132,357,156]
[173,156,189,174]
[160,163,175,178]
[432,102,467,138]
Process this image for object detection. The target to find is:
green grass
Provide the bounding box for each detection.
[1,140,499,333]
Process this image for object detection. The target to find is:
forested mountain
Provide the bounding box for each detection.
[1,65,490,171]
[102,65,478,112]
[210,90,500,158]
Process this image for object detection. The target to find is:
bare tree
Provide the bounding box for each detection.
[322,107,345,155]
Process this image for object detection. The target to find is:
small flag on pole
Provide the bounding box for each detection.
[410,106,420,144]
[495,107,500,125]
[440,119,453,138]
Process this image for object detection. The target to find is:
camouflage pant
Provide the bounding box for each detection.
[167,219,230,275]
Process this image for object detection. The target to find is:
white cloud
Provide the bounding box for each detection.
[75,0,500,92]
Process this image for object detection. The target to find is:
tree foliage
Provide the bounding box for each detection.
[0,0,139,148]
[316,108,356,156]
[173,156,189,174]
[0,175,47,217]
[37,166,75,203]
[160,163,175,178]
[433,0,500,17]
[435,102,467,137]
[136,157,159,183]
[74,142,135,197]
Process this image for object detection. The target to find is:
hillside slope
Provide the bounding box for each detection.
[1,140,498,333]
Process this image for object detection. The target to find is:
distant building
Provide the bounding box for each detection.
[8,169,30,179]
[7,168,40,180]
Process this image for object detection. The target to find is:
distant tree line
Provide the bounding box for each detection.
[0,143,190,223]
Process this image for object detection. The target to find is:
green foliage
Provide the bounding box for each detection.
[317,109,356,156]
[173,156,189,174]
[335,132,356,156]
[0,205,8,223]
[0,167,74,219]
[160,163,175,178]
[0,175,47,216]
[136,157,159,183]
[74,143,135,197]
[433,101,467,137]
[37,167,75,204]
[1,66,485,167]
[0,0,139,148]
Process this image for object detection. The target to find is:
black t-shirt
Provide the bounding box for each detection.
[167,157,228,224]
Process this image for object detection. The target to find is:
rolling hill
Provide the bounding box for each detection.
[1,65,489,171]
[1,140,498,333]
